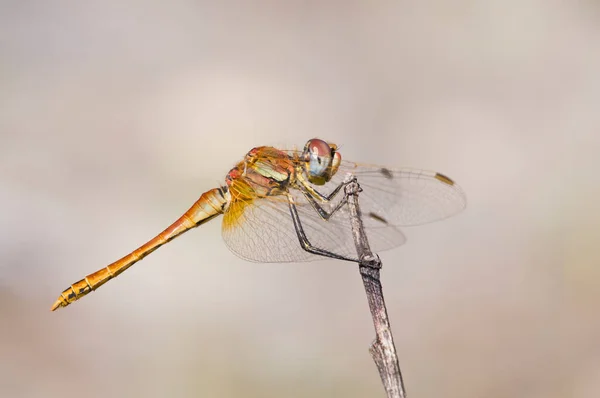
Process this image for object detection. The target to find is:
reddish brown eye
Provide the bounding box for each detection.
[302,138,340,185]
[305,139,332,159]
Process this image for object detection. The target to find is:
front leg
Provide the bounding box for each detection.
[298,184,349,221]
[295,173,356,221]
[296,172,348,202]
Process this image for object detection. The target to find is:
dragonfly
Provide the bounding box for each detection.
[51,138,466,311]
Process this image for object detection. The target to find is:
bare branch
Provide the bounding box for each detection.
[344,174,407,398]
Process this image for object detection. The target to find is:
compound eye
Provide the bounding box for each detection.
[303,138,335,185]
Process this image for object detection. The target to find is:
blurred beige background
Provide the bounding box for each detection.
[1,1,598,397]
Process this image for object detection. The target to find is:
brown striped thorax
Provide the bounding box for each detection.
[226,146,296,198]
[225,138,342,198]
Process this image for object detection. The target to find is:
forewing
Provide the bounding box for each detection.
[324,161,467,227]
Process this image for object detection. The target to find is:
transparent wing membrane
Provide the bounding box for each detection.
[331,161,467,227]
[221,161,465,263]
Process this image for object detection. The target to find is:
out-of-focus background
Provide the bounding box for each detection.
[1,1,597,397]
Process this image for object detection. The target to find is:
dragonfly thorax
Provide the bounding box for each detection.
[225,146,296,199]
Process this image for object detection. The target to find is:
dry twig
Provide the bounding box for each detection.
[344,175,407,398]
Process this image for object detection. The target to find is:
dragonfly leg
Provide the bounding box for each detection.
[294,174,355,220]
[298,184,348,221]
[296,173,348,202]
[287,194,358,263]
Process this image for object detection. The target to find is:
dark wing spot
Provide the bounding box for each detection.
[368,212,388,224]
[380,168,393,179]
[434,173,455,186]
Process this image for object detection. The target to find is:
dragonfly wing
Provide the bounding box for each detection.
[324,161,467,227]
[221,189,406,263]
[222,194,313,263]
[220,160,465,263]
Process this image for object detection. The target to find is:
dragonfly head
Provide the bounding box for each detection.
[302,138,342,185]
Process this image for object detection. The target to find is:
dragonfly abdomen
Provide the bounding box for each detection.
[51,187,229,311]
